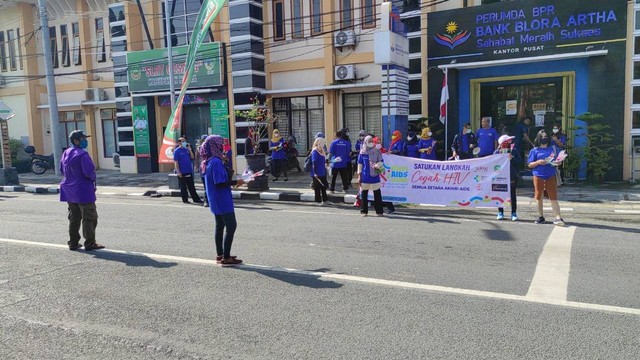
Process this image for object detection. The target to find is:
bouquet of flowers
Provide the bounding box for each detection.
[372,161,385,175]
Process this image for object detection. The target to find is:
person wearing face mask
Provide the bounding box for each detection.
[403,131,420,158]
[269,129,287,181]
[389,130,404,155]
[356,135,384,216]
[450,122,477,160]
[174,136,203,204]
[59,130,105,251]
[528,130,565,226]
[354,130,366,153]
[418,127,437,160]
[551,123,567,183]
[310,137,329,205]
[494,135,522,221]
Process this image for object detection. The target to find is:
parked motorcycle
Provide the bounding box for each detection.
[24,146,55,174]
[284,136,302,172]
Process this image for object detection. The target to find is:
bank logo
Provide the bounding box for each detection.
[434,21,471,50]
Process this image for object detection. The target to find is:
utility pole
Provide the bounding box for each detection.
[165,0,176,109]
[38,0,63,175]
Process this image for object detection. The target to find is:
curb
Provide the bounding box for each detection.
[155,188,352,204]
[0,185,25,192]
[23,186,59,194]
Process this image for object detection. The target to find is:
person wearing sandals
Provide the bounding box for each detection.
[310,137,329,205]
[60,130,105,251]
[528,130,565,226]
[201,135,245,266]
[356,135,384,217]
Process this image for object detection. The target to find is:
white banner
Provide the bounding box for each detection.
[373,154,512,208]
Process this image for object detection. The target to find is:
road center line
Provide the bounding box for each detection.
[1,237,637,316]
[526,226,576,301]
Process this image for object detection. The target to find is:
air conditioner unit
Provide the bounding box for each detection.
[84,88,107,102]
[334,30,356,47]
[334,65,356,81]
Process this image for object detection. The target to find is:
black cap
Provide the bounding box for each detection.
[69,130,91,143]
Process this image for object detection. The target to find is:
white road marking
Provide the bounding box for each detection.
[526,226,577,301]
[544,207,574,212]
[614,210,640,214]
[0,237,638,316]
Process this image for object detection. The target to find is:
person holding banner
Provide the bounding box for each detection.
[201,135,245,266]
[418,127,437,160]
[403,131,420,158]
[310,137,329,205]
[357,136,384,217]
[269,129,287,181]
[451,123,477,160]
[528,130,565,226]
[495,135,522,221]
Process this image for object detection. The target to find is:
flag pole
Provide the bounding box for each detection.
[444,69,448,160]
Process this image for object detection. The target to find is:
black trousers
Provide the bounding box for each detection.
[67,202,98,246]
[178,174,202,203]
[330,167,349,191]
[215,212,237,258]
[313,175,328,203]
[272,159,288,178]
[498,179,518,214]
[361,188,383,215]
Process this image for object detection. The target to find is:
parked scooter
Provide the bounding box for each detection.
[24,146,55,174]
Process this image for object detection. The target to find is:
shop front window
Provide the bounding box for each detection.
[343,92,381,137]
[164,0,214,47]
[101,109,118,157]
[58,111,86,149]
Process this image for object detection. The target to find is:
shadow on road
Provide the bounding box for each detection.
[235,266,343,289]
[86,251,178,268]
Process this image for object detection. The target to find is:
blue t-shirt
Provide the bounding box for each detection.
[204,157,234,215]
[404,142,420,158]
[310,150,326,177]
[389,140,404,155]
[173,147,193,175]
[476,127,499,157]
[355,140,363,153]
[358,153,381,184]
[514,122,529,150]
[528,146,557,180]
[270,139,286,160]
[553,134,567,149]
[418,138,437,160]
[329,139,351,169]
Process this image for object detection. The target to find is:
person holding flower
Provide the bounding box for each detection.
[356,135,384,216]
[528,130,565,226]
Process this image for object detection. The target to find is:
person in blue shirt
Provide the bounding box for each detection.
[403,131,420,158]
[528,130,565,226]
[173,136,203,204]
[450,122,477,160]
[388,130,404,155]
[269,129,287,181]
[476,117,499,157]
[310,137,328,205]
[514,116,535,161]
[417,127,437,160]
[551,123,567,183]
[201,135,245,266]
[494,135,523,221]
[329,130,352,192]
[357,135,384,216]
[354,130,366,153]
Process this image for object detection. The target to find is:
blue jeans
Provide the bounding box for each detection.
[215,212,237,258]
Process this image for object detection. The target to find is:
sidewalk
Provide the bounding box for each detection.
[3,168,640,211]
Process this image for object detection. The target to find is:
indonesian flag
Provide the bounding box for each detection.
[439,69,449,124]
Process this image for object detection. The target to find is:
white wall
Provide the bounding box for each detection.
[1,94,29,143]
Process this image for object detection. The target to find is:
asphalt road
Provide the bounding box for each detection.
[0,193,639,359]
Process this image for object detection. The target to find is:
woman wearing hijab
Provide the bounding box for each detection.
[494,135,522,221]
[269,129,287,181]
[418,127,437,160]
[388,130,404,155]
[310,137,329,205]
[357,135,384,216]
[551,123,567,183]
[200,135,245,266]
[528,130,565,226]
[403,131,420,158]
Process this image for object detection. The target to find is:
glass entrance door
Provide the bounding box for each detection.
[183,105,210,148]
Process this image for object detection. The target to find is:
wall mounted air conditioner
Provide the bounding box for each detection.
[84,88,107,102]
[334,65,356,81]
[334,30,356,47]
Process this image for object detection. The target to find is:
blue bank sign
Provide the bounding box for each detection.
[427,0,626,63]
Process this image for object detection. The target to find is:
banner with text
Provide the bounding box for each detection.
[376,154,511,208]
[132,105,151,158]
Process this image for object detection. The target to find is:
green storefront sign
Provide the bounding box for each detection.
[132,105,151,157]
[210,99,229,139]
[126,42,223,92]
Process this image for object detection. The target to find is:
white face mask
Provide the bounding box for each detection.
[407,136,413,141]
[552,128,559,134]
[428,132,432,137]
[365,141,374,148]
[466,129,472,134]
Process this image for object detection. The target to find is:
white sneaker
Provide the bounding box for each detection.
[317,202,324,206]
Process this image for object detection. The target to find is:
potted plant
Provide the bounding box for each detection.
[235,97,276,191]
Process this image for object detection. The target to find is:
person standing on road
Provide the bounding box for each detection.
[310,137,329,205]
[201,135,245,266]
[174,136,203,204]
[60,130,105,251]
[450,122,477,160]
[528,130,564,226]
[551,123,567,184]
[476,117,499,157]
[495,135,522,221]
[329,130,352,193]
[357,135,384,216]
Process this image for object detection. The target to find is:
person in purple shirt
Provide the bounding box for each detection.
[174,136,203,204]
[528,130,565,226]
[310,137,328,205]
[329,130,351,193]
[59,130,104,251]
[476,117,499,157]
[357,135,384,216]
[201,135,246,266]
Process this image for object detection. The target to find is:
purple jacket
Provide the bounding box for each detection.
[60,147,97,203]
